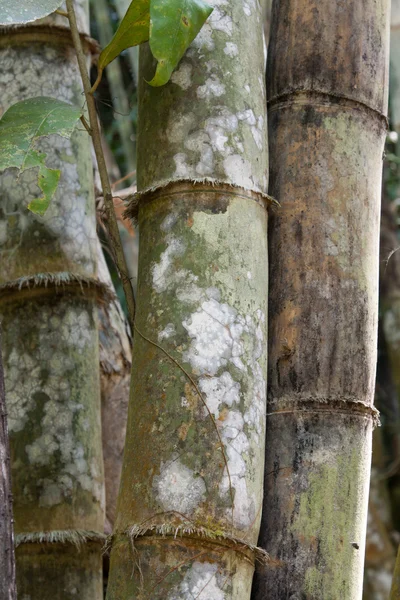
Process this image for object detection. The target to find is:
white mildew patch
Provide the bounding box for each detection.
[171,63,193,90]
[168,562,226,600]
[4,303,104,508]
[238,110,265,152]
[183,294,266,526]
[5,349,40,433]
[199,371,240,417]
[258,74,266,100]
[209,7,233,36]
[154,456,206,515]
[158,323,176,342]
[152,235,186,293]
[170,106,252,180]
[161,213,178,232]
[192,22,215,51]
[252,116,265,151]
[223,155,254,189]
[183,298,239,375]
[243,2,251,16]
[197,75,226,99]
[224,42,239,57]
[173,153,191,177]
[185,131,215,176]
[238,109,257,126]
[205,110,239,153]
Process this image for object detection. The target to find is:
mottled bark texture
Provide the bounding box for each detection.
[253,1,390,599]
[0,2,106,597]
[106,1,269,598]
[0,332,16,600]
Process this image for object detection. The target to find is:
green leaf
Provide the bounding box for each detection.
[0,97,82,215]
[27,153,61,216]
[0,0,63,25]
[148,0,213,87]
[92,0,150,92]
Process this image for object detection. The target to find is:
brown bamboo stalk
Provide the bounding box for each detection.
[253,0,390,597]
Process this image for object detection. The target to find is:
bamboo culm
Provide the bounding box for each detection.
[253,0,390,598]
[106,1,270,598]
[0,2,105,597]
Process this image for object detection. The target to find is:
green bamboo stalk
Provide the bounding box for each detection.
[253,0,390,598]
[106,1,270,597]
[0,2,105,597]
[91,0,136,179]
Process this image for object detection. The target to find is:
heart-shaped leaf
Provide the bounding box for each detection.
[0,97,82,215]
[148,0,213,87]
[91,0,150,93]
[0,0,64,25]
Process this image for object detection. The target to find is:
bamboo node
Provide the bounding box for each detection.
[0,271,116,304]
[106,514,274,567]
[267,88,389,129]
[15,529,106,549]
[123,179,278,225]
[267,396,380,427]
[0,24,100,57]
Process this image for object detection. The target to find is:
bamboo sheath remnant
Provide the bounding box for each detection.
[253,1,390,599]
[0,2,107,597]
[106,1,270,598]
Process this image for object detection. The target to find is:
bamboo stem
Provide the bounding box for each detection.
[253,0,390,597]
[106,0,270,595]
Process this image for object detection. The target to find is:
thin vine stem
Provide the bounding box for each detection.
[65,0,136,328]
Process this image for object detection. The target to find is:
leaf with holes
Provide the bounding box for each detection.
[148,0,213,87]
[91,0,150,93]
[0,0,64,24]
[0,97,82,215]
